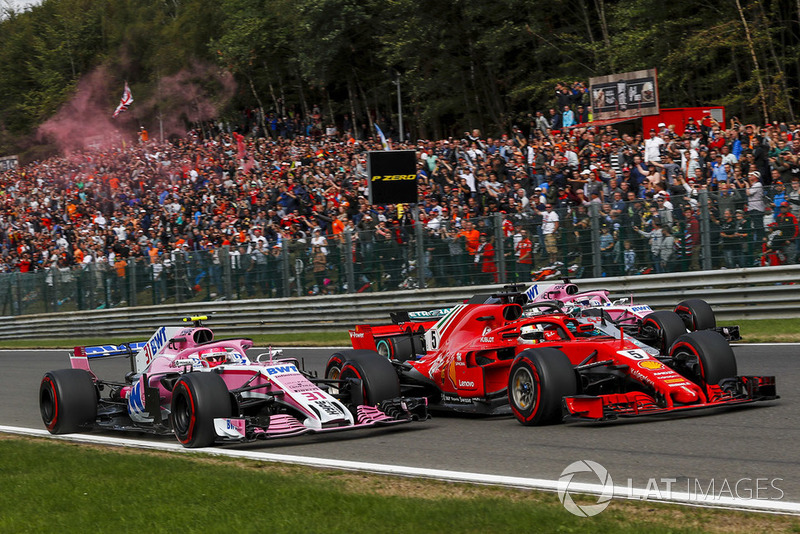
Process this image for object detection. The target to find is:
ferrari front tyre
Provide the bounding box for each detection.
[336,349,401,406]
[641,310,686,353]
[669,330,737,388]
[508,348,577,426]
[674,299,716,331]
[40,369,97,434]
[171,372,232,448]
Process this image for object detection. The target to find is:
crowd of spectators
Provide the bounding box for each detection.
[2,87,800,304]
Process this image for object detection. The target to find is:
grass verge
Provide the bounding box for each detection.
[0,436,797,533]
[1,318,799,349]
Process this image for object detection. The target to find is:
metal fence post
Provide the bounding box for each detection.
[281,244,290,297]
[128,260,137,307]
[220,246,232,300]
[699,190,712,270]
[590,202,602,278]
[344,229,355,293]
[493,213,506,283]
[415,220,425,290]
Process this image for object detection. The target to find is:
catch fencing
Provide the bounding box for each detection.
[0,265,797,340]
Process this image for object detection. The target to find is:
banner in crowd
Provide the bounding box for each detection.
[368,150,417,204]
[589,69,659,121]
[0,155,18,171]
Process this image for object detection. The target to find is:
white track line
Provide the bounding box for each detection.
[1,425,798,516]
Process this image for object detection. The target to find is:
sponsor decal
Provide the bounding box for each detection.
[408,307,452,319]
[314,400,342,417]
[482,326,492,336]
[665,378,689,385]
[349,332,365,338]
[525,284,541,300]
[479,336,495,343]
[371,174,415,181]
[630,368,655,387]
[639,361,664,370]
[442,394,473,404]
[214,418,246,438]
[630,305,653,313]
[265,364,299,376]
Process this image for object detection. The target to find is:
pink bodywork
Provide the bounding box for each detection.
[69,326,412,439]
[526,282,654,326]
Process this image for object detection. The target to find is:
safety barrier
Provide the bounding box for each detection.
[1,265,797,340]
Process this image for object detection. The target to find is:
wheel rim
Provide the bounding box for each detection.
[512,367,536,411]
[172,388,191,435]
[40,383,56,426]
[327,365,341,395]
[673,348,702,383]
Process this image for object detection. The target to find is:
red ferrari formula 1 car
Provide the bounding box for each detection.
[329,288,777,424]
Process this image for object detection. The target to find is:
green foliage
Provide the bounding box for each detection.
[1,0,800,154]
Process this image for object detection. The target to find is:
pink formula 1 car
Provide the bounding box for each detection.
[523,282,740,353]
[39,316,427,448]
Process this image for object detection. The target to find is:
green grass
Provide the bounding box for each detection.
[0,437,796,533]
[0,317,798,349]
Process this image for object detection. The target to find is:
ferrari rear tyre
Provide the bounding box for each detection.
[171,372,232,448]
[508,348,577,426]
[336,350,401,406]
[39,369,97,434]
[669,330,737,388]
[641,310,686,353]
[674,299,716,331]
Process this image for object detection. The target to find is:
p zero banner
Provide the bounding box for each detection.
[368,150,418,205]
[589,69,659,121]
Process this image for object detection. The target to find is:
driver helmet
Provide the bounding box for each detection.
[199,348,228,368]
[588,298,602,307]
[519,324,543,343]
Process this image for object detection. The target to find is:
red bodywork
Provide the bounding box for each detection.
[349,298,777,420]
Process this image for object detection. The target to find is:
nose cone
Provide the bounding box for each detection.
[671,386,699,404]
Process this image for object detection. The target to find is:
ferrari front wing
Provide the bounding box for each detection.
[562,375,777,422]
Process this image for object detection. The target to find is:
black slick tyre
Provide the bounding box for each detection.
[674,299,716,331]
[641,310,686,353]
[669,330,737,387]
[336,349,401,406]
[508,348,576,426]
[39,369,97,434]
[171,372,232,448]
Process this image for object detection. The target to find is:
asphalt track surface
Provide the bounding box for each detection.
[2,345,798,502]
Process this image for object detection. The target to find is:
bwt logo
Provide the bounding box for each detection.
[558,460,614,517]
[266,365,298,375]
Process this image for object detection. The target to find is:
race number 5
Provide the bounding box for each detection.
[427,329,440,350]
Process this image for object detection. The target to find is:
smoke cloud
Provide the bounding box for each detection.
[36,61,237,153]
